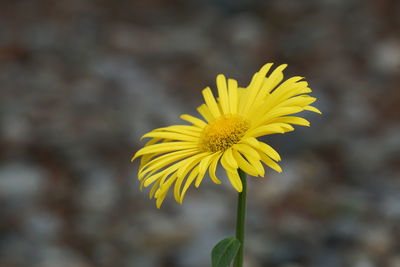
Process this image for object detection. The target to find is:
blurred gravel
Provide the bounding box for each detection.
[0,0,399,266]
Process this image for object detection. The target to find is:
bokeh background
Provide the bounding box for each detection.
[1,0,399,266]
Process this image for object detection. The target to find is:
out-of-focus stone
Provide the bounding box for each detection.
[372,39,400,74]
[389,256,400,267]
[0,163,47,202]
[34,246,91,267]
[349,253,376,267]
[23,210,61,242]
[362,226,393,257]
[78,168,118,213]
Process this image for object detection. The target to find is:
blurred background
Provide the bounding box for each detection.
[0,0,399,266]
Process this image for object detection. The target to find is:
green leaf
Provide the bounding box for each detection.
[211,237,241,267]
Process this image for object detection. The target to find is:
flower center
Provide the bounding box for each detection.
[200,115,250,152]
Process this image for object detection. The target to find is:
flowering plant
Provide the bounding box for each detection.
[132,63,320,267]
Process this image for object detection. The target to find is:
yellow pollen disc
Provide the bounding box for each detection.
[200,115,250,152]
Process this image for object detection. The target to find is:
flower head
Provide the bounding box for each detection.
[132,63,321,208]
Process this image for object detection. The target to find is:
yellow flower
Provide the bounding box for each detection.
[132,63,321,208]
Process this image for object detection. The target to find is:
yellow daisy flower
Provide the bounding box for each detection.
[132,63,321,208]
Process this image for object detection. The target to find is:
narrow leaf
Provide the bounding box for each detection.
[211,237,241,267]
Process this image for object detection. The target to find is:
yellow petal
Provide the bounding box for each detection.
[155,173,178,208]
[244,153,265,177]
[272,116,310,127]
[143,169,167,187]
[177,152,210,177]
[197,104,215,123]
[133,142,197,160]
[240,137,261,149]
[154,125,201,137]
[264,106,304,120]
[172,152,210,201]
[241,63,274,115]
[195,154,215,187]
[226,170,243,192]
[304,106,322,114]
[269,76,304,99]
[257,142,281,162]
[220,148,238,171]
[245,124,285,138]
[202,87,221,117]
[139,149,197,178]
[258,82,309,115]
[232,143,261,160]
[180,114,207,128]
[276,95,316,109]
[259,153,282,173]
[225,148,238,169]
[208,152,222,184]
[257,64,288,99]
[228,79,238,114]
[232,150,258,177]
[272,82,311,104]
[140,148,197,171]
[180,165,200,203]
[217,74,230,114]
[149,180,161,199]
[132,137,160,162]
[242,138,281,162]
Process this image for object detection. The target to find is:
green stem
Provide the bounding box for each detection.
[234,169,247,267]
